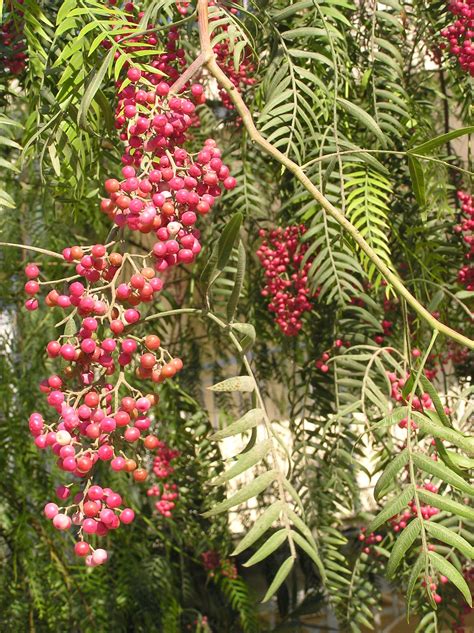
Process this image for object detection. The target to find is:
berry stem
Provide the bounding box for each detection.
[0,241,64,260]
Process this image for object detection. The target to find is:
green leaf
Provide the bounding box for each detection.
[412,453,474,496]
[226,241,246,322]
[374,449,409,501]
[211,439,272,486]
[231,323,255,350]
[232,501,284,556]
[64,317,77,339]
[291,531,325,580]
[373,407,408,429]
[419,375,451,427]
[367,485,415,532]
[78,48,114,129]
[261,556,295,602]
[424,522,474,559]
[406,553,426,621]
[337,98,387,147]
[200,213,242,294]
[412,413,474,454]
[409,125,474,155]
[407,155,425,208]
[217,212,243,270]
[444,451,474,470]
[208,376,255,393]
[435,439,467,477]
[429,552,472,606]
[243,529,287,567]
[202,470,277,517]
[417,489,474,522]
[282,479,304,513]
[209,408,264,440]
[387,518,421,577]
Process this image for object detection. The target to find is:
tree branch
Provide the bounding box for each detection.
[196,0,473,351]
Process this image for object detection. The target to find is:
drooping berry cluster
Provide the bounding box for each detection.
[358,528,383,555]
[387,370,438,415]
[98,8,236,272]
[1,0,27,77]
[213,39,255,111]
[201,550,238,579]
[146,439,180,517]
[440,1,474,76]
[389,482,440,533]
[23,0,235,566]
[454,191,474,291]
[257,225,316,336]
[44,484,135,567]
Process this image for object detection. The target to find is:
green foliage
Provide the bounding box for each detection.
[0,0,473,631]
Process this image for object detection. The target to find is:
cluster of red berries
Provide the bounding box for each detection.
[358,528,383,555]
[29,385,162,480]
[146,440,180,517]
[257,225,316,336]
[98,8,236,274]
[24,249,164,313]
[421,572,449,605]
[389,482,440,532]
[440,1,474,76]
[201,550,238,579]
[213,37,255,111]
[24,0,236,566]
[387,371,438,415]
[454,191,474,290]
[101,140,236,271]
[44,484,134,566]
[314,339,352,373]
[1,0,27,77]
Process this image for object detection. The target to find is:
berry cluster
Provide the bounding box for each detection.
[314,339,351,373]
[201,550,238,579]
[387,371,438,416]
[44,484,134,566]
[23,0,236,565]
[421,572,449,605]
[440,1,474,76]
[389,482,440,533]
[1,0,27,77]
[98,8,236,272]
[358,528,383,555]
[213,40,255,112]
[146,439,180,517]
[454,191,474,291]
[257,225,316,336]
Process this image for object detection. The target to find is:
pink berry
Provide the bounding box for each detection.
[44,503,59,519]
[120,508,135,524]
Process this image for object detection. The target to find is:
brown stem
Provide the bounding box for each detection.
[195,0,473,351]
[169,51,207,94]
[0,241,64,260]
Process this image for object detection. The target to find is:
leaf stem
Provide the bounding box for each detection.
[405,329,439,601]
[205,311,297,559]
